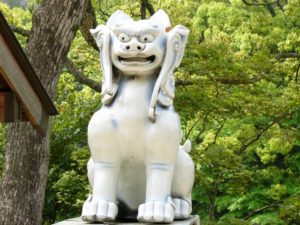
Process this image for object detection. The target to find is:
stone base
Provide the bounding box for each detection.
[53,215,200,225]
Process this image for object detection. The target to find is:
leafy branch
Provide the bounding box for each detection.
[295,62,300,84]
[140,0,155,19]
[9,25,31,37]
[239,111,293,152]
[242,0,285,11]
[241,0,278,6]
[192,113,210,143]
[275,52,300,60]
[213,119,226,144]
[241,0,286,16]
[185,112,210,141]
[79,0,98,51]
[243,200,282,219]
[216,76,261,85]
[64,58,102,92]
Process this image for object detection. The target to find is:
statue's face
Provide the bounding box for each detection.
[110,20,166,75]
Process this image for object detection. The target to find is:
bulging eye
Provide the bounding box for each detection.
[139,34,154,43]
[118,33,131,42]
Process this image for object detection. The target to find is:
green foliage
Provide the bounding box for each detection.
[279,195,300,224]
[184,1,300,224]
[1,1,300,225]
[0,2,32,47]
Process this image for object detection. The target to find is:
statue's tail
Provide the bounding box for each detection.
[180,139,191,153]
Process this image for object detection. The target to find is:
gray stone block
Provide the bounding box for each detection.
[53,215,200,225]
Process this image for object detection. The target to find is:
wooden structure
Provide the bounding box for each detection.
[0,12,57,134]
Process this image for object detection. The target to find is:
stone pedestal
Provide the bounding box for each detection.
[53,215,200,225]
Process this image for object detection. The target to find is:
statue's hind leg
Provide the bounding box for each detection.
[172,149,195,219]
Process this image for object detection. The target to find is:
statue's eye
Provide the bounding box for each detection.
[139,34,154,43]
[118,33,131,42]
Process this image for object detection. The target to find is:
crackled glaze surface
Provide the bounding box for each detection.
[81,10,194,223]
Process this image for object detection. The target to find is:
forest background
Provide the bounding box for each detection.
[0,0,299,225]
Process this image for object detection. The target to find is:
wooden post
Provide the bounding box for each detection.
[0,92,21,122]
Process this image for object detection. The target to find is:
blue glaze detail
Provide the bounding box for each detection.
[158,38,167,49]
[150,163,172,171]
[111,117,118,128]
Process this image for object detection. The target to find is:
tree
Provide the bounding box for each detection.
[0,1,89,225]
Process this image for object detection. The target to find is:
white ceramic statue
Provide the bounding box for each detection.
[81,10,194,223]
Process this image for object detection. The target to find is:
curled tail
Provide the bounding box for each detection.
[180,139,191,153]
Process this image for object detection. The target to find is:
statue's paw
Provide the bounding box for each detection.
[81,195,118,222]
[173,198,192,219]
[137,201,175,223]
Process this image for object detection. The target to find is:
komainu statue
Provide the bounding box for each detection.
[81,10,195,223]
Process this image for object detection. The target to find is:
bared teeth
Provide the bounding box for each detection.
[118,55,155,64]
[122,57,148,62]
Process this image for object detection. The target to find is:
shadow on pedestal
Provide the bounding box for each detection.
[52,215,200,225]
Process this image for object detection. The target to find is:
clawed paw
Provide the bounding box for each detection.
[81,195,118,222]
[173,198,192,219]
[137,200,175,223]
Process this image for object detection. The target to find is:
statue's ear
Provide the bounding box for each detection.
[89,11,132,105]
[149,10,171,28]
[106,10,133,28]
[90,25,107,48]
[149,25,189,121]
[90,25,117,105]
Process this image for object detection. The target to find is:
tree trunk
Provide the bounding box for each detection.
[0,1,89,225]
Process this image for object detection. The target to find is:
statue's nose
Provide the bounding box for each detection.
[123,40,145,51]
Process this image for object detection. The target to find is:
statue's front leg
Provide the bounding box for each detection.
[82,160,120,222]
[138,162,175,223]
[138,111,181,223]
[81,110,120,222]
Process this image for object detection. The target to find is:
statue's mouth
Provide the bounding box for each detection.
[118,55,155,65]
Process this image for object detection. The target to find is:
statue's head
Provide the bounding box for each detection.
[110,12,169,75]
[91,10,189,120]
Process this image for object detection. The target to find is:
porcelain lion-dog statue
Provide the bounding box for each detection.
[81,9,195,223]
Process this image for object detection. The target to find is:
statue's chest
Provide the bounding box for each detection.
[112,76,154,120]
[102,77,155,158]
